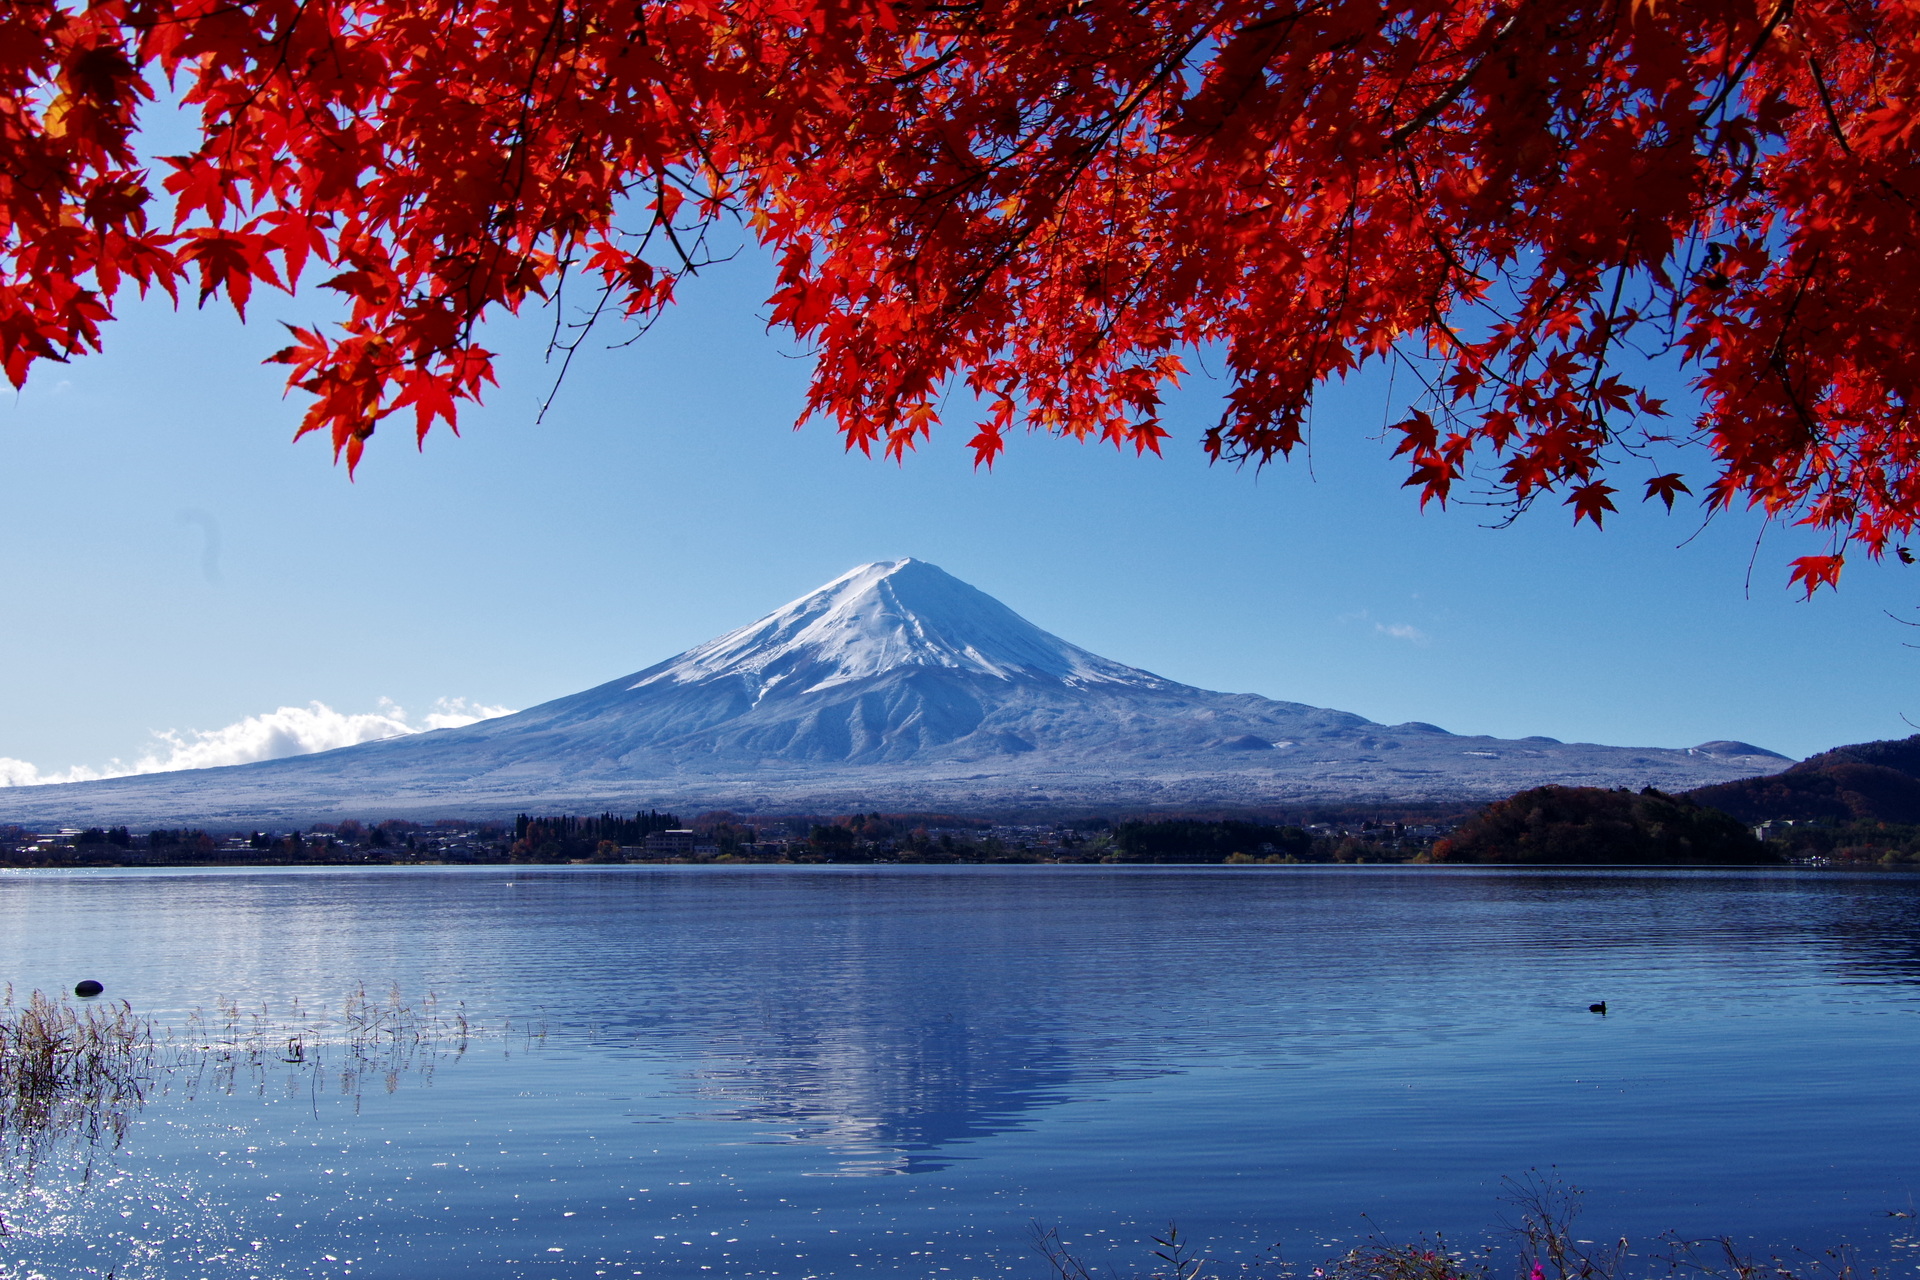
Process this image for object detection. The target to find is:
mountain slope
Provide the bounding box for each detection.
[0,560,1792,823]
[1688,734,1920,824]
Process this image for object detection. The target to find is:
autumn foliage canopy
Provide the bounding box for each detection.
[3,0,1917,585]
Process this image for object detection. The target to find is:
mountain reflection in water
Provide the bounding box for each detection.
[680,1016,1167,1176]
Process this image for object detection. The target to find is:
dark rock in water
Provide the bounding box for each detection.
[74,979,104,998]
[1589,1001,1608,1014]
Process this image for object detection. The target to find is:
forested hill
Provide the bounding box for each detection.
[1687,734,1920,824]
[1431,786,1772,864]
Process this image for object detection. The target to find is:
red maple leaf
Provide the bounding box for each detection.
[0,0,1909,589]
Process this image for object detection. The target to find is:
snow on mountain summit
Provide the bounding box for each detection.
[632,558,1170,695]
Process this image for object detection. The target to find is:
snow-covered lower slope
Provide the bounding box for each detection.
[0,560,1792,823]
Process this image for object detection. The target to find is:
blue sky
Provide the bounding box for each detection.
[0,240,1913,780]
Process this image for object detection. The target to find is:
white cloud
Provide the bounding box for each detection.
[1340,608,1433,645]
[0,757,98,787]
[416,697,514,731]
[0,697,515,788]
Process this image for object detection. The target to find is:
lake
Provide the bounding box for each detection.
[2,865,1918,1279]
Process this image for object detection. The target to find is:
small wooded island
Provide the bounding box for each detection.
[1427,786,1768,864]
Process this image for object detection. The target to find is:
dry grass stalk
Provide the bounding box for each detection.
[176,983,477,1059]
[1,986,153,1119]
[0,986,155,1182]
[1036,1222,1290,1280]
[1033,1175,1868,1280]
[161,983,524,1107]
[0,983,535,1180]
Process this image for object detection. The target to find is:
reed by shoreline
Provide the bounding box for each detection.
[0,983,542,1190]
[1035,1175,1873,1280]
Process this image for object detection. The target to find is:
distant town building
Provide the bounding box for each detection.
[642,829,720,857]
[643,829,696,855]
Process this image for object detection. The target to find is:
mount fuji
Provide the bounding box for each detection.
[0,559,1788,823]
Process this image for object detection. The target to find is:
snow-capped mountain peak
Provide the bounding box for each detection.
[0,558,1794,824]
[632,559,1169,695]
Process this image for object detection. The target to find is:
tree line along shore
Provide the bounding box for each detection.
[0,792,1915,871]
[7,733,1920,870]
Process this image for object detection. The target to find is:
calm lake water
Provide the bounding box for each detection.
[3,865,1919,1280]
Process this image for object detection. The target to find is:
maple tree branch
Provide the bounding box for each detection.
[1806,55,1853,154]
[1386,6,1521,150]
[1804,50,1920,224]
[891,20,1216,330]
[1696,0,1794,126]
[1580,239,1635,430]
[440,0,584,356]
[889,45,966,84]
[1762,256,1826,447]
